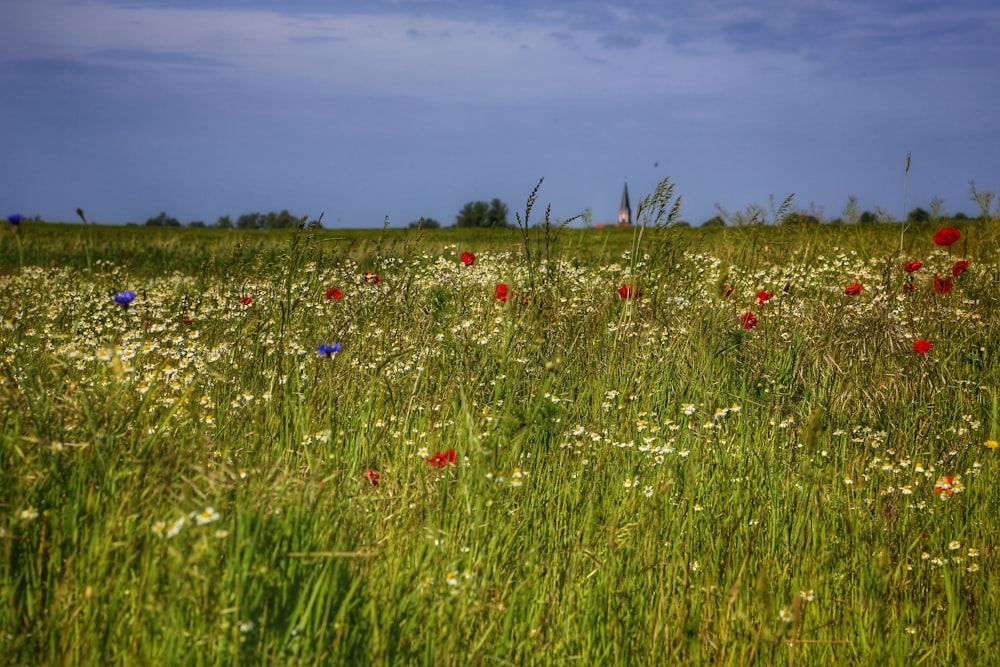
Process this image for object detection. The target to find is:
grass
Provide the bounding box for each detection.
[2,207,1000,665]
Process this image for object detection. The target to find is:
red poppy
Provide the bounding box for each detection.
[739,312,758,329]
[902,283,916,293]
[325,287,344,301]
[461,251,476,266]
[844,282,863,296]
[364,468,380,487]
[496,283,509,302]
[913,339,932,355]
[933,227,961,246]
[238,295,252,305]
[183,318,194,326]
[362,272,380,284]
[933,274,953,294]
[934,475,954,495]
[951,260,969,277]
[904,260,923,273]
[756,290,773,306]
[618,284,641,299]
[722,284,735,298]
[427,449,457,468]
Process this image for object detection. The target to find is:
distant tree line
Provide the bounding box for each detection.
[140,180,998,230]
[144,210,321,229]
[408,198,510,229]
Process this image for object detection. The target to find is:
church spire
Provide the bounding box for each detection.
[618,181,631,225]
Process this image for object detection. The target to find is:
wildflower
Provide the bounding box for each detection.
[6,214,21,232]
[238,295,252,306]
[364,468,380,487]
[495,284,509,302]
[152,521,166,537]
[739,311,758,329]
[20,507,39,521]
[76,207,86,222]
[195,507,220,525]
[778,609,794,623]
[756,290,773,306]
[682,403,696,416]
[913,339,932,355]
[983,439,998,449]
[933,227,960,246]
[325,287,343,300]
[49,441,64,454]
[844,281,863,296]
[934,475,955,495]
[904,260,923,273]
[618,284,641,299]
[113,290,137,309]
[949,540,961,551]
[317,343,342,356]
[183,318,194,326]
[951,260,969,277]
[428,449,457,468]
[239,620,255,633]
[461,251,476,266]
[166,516,186,538]
[721,283,735,298]
[362,272,380,284]
[799,589,815,602]
[933,275,953,294]
[902,282,916,293]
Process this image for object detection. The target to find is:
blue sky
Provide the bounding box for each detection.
[2,0,998,227]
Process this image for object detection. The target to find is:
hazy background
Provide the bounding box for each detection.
[2,0,998,227]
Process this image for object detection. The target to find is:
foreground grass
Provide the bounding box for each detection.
[2,218,1000,665]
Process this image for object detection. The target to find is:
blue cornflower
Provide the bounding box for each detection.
[7,214,22,225]
[113,290,137,309]
[317,343,342,356]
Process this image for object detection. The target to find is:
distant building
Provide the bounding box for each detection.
[618,181,631,225]
[595,181,633,228]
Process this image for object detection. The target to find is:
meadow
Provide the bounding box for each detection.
[2,196,1000,665]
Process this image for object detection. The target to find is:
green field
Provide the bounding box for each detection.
[2,211,1000,665]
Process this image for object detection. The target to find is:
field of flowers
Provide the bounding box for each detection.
[2,210,1000,665]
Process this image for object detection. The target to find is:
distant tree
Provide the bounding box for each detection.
[145,211,181,227]
[859,211,878,225]
[701,215,726,227]
[233,210,307,230]
[873,206,895,224]
[842,195,860,225]
[969,179,996,223]
[674,220,692,227]
[215,215,233,229]
[409,217,441,229]
[455,199,509,227]
[262,210,301,229]
[953,212,970,220]
[236,213,263,230]
[907,207,930,223]
[187,220,206,228]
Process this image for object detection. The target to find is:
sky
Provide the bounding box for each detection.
[2,0,999,227]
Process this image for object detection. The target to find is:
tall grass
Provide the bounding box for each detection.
[1,209,999,665]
